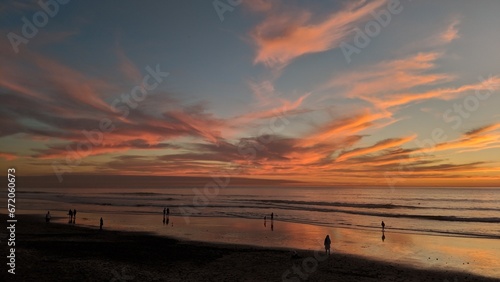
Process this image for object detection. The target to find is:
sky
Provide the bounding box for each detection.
[1,0,500,187]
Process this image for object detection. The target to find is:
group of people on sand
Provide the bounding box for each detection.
[44,209,105,231]
[68,209,77,223]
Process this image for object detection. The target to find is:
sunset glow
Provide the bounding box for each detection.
[1,0,500,187]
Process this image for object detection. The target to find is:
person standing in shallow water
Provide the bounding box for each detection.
[100,217,103,230]
[324,235,331,255]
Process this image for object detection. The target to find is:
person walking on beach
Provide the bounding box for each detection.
[100,217,103,230]
[45,211,51,223]
[381,221,385,230]
[324,235,331,255]
[163,208,166,224]
[73,209,77,223]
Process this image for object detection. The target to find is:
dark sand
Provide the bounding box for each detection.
[2,215,497,282]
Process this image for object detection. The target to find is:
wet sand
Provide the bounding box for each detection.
[1,215,498,282]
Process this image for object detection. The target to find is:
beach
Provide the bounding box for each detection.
[1,214,498,282]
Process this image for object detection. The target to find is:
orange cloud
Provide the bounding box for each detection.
[0,152,18,161]
[439,18,461,43]
[336,135,416,162]
[328,51,500,112]
[249,0,387,68]
[300,110,390,147]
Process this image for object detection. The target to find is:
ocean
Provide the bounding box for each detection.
[15,186,500,239]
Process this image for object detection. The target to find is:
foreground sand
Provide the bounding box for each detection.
[2,215,497,282]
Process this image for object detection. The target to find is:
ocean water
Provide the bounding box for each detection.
[15,186,500,239]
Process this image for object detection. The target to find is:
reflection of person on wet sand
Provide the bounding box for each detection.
[324,235,331,255]
[271,221,274,231]
[100,217,103,230]
[73,209,77,223]
[382,230,386,242]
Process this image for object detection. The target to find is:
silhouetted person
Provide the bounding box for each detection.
[167,208,170,215]
[73,209,77,223]
[381,221,385,230]
[68,209,73,223]
[163,208,166,216]
[324,235,332,255]
[45,211,51,223]
[271,212,274,220]
[324,235,331,255]
[100,217,103,230]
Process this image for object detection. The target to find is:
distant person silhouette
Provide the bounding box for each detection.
[68,209,73,223]
[45,211,51,223]
[163,208,166,216]
[100,217,103,230]
[167,208,170,215]
[271,212,274,220]
[381,221,385,230]
[324,235,331,255]
[73,209,77,223]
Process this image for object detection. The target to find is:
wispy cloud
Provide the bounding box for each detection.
[248,0,387,69]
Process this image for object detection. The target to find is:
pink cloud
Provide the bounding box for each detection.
[249,0,387,68]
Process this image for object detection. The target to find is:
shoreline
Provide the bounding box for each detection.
[2,214,498,281]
